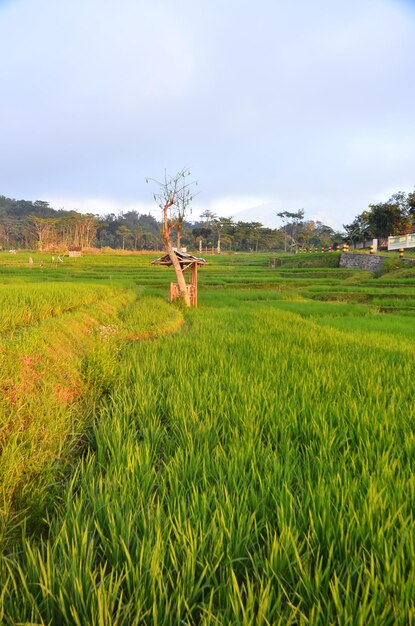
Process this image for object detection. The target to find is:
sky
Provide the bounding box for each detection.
[0,0,414,231]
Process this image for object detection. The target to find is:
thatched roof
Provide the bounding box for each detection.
[152,250,207,268]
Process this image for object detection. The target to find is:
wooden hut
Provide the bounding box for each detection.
[152,250,207,306]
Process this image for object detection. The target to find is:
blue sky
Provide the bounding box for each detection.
[0,0,414,230]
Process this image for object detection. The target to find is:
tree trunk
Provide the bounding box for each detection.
[164,236,191,306]
[162,201,190,307]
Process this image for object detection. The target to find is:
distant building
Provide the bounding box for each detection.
[68,246,82,257]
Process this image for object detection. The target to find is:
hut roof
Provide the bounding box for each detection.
[152,250,207,268]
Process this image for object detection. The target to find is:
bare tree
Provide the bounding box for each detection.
[147,168,197,307]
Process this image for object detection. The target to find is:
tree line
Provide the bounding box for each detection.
[0,194,342,253]
[1,187,414,253]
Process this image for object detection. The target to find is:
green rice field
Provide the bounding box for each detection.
[0,249,414,624]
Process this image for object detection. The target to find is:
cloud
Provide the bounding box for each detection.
[0,0,414,230]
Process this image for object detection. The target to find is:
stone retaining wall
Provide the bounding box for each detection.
[339,252,386,274]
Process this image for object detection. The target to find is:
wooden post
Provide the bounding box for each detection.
[170,283,180,302]
[191,262,198,306]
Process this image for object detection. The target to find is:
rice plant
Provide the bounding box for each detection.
[1,251,414,623]
[1,287,414,623]
[0,278,182,548]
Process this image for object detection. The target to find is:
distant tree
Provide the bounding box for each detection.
[141,231,162,250]
[33,200,51,216]
[246,222,263,252]
[313,221,336,245]
[132,224,143,250]
[232,222,249,250]
[343,215,372,246]
[211,217,233,254]
[408,190,415,215]
[253,226,280,251]
[122,210,140,229]
[277,210,305,251]
[192,227,212,253]
[200,209,216,223]
[195,211,228,253]
[137,213,160,235]
[0,224,7,248]
[297,221,315,247]
[116,225,132,250]
[366,192,411,237]
[216,217,235,251]
[221,234,233,251]
[30,216,56,249]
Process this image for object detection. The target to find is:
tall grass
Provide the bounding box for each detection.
[0,283,121,334]
[0,279,183,547]
[0,287,134,544]
[1,298,414,624]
